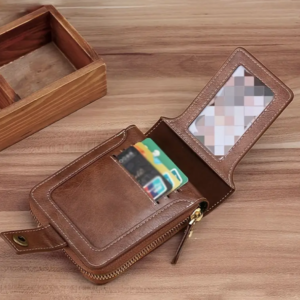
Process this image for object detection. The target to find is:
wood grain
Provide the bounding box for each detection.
[0,6,107,151]
[48,5,100,68]
[0,60,107,151]
[0,8,51,67]
[0,43,75,98]
[0,1,300,299]
[0,75,20,109]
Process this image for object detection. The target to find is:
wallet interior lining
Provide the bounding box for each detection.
[146,120,233,213]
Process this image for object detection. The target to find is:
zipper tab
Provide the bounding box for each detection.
[171,207,203,264]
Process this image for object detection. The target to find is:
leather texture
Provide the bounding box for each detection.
[1,125,206,284]
[0,47,293,284]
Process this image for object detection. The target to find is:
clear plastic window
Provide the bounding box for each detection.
[188,66,274,156]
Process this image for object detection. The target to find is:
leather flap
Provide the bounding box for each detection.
[146,48,293,213]
[163,48,293,188]
[1,224,67,255]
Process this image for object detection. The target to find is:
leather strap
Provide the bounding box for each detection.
[1,224,67,254]
[171,224,191,264]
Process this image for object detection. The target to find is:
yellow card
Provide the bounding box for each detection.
[134,142,181,191]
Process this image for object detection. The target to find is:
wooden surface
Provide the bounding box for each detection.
[0,1,300,299]
[0,75,19,109]
[0,43,75,98]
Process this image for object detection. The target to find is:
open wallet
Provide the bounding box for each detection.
[1,48,294,284]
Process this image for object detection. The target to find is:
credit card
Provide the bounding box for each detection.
[141,138,188,188]
[116,146,172,201]
[134,142,181,191]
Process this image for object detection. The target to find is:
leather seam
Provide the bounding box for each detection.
[92,200,195,266]
[32,198,194,266]
[31,128,128,198]
[145,119,163,137]
[206,189,233,212]
[3,225,51,234]
[168,49,241,123]
[182,69,281,179]
[182,88,278,185]
[31,129,128,249]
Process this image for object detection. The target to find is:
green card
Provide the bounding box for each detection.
[141,138,188,188]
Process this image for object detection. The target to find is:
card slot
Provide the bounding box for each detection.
[51,148,201,252]
[111,147,190,201]
[110,153,176,204]
[110,155,158,205]
[29,125,205,268]
[48,126,200,252]
[51,151,158,251]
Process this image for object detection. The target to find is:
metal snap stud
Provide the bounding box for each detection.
[12,234,28,247]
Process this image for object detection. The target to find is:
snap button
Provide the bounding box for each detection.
[12,234,28,247]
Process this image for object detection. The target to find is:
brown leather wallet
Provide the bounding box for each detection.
[1,48,293,284]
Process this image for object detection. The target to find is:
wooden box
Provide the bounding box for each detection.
[0,5,107,151]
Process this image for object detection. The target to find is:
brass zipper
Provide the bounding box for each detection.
[171,207,203,264]
[188,207,203,237]
[29,206,202,283]
[63,217,189,282]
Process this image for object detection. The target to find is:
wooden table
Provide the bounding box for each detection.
[0,1,299,299]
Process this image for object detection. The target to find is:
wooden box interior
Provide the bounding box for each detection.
[0,6,107,151]
[0,8,98,109]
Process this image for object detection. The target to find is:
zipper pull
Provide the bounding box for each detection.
[171,207,203,264]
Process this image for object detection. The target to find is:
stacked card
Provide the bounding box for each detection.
[117,138,188,201]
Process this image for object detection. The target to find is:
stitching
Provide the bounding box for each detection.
[29,127,198,266]
[32,130,128,250]
[44,139,192,251]
[207,189,233,212]
[165,51,241,185]
[94,200,193,252]
[182,62,277,185]
[100,200,194,265]
[184,62,241,160]
[2,225,50,235]
[46,134,128,199]
[111,158,156,205]
[2,232,66,253]
[225,52,292,180]
[145,119,163,137]
[169,48,241,124]
[183,63,279,165]
[31,197,194,266]
[30,129,127,194]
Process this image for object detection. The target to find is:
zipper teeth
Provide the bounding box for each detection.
[65,218,189,282]
[29,208,188,282]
